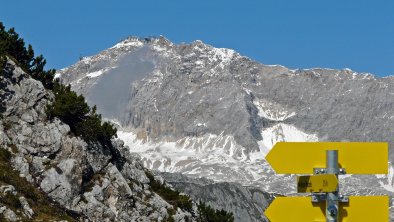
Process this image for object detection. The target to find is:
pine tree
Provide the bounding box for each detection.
[0,21,55,89]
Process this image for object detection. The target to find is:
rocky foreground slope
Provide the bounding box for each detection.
[0,59,198,221]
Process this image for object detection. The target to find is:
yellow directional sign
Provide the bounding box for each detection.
[265,142,388,174]
[265,197,325,222]
[297,174,338,193]
[265,196,388,222]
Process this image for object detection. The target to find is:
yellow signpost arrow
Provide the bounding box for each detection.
[265,197,326,222]
[297,174,338,193]
[266,142,388,174]
[265,196,388,222]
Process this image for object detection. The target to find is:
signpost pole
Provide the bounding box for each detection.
[326,150,339,222]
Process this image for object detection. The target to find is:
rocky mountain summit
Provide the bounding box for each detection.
[0,58,199,221]
[58,36,394,196]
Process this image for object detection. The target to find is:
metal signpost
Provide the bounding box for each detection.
[264,142,389,222]
[325,150,339,222]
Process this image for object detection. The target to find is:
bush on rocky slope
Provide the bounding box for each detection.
[46,83,117,148]
[146,171,193,213]
[197,201,234,222]
[0,51,5,74]
[0,22,55,89]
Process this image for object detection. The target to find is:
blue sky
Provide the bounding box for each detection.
[1,0,393,76]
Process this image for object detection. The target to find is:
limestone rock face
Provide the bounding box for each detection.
[1,207,18,222]
[0,59,193,221]
[59,37,394,158]
[58,37,394,193]
[58,36,394,221]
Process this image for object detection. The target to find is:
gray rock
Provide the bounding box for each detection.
[0,122,11,145]
[2,207,18,221]
[11,156,30,178]
[21,112,34,123]
[0,206,5,214]
[121,161,149,184]
[19,196,34,218]
[40,167,73,206]
[0,185,16,195]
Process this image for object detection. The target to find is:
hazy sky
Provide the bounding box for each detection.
[1,0,393,76]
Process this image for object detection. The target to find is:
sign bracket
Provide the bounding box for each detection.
[311,162,349,206]
[313,168,346,175]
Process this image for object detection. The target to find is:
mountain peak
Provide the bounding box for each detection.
[112,35,172,49]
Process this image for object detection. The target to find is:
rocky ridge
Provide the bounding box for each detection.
[0,58,195,221]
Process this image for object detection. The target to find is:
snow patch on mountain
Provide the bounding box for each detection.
[253,99,296,121]
[213,48,235,63]
[112,38,144,49]
[152,44,167,53]
[119,131,247,165]
[261,124,318,149]
[118,123,318,190]
[151,43,174,58]
[253,123,318,159]
[191,40,236,68]
[86,68,110,78]
[243,87,252,95]
[118,130,268,184]
[377,163,394,193]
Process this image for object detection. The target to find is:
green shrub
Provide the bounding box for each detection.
[46,83,90,132]
[145,171,234,221]
[0,22,55,89]
[0,148,11,162]
[146,171,193,212]
[76,106,117,145]
[46,83,117,147]
[2,193,21,210]
[0,47,5,73]
[197,201,234,222]
[30,55,56,89]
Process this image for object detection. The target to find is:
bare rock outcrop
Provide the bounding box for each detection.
[0,59,193,221]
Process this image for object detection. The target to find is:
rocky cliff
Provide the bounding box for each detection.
[0,58,196,221]
[161,172,275,222]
